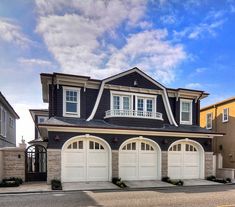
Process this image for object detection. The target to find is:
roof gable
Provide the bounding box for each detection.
[105,67,165,90]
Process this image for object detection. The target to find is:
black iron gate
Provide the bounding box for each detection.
[25,145,47,181]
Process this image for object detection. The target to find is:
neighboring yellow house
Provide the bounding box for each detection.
[200,97,235,169]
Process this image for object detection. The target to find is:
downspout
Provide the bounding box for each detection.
[51,75,55,117]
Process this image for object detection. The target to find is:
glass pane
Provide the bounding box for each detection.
[113,96,120,110]
[78,141,83,149]
[89,141,94,149]
[137,99,144,111]
[95,142,99,149]
[100,145,104,150]
[127,143,131,150]
[132,142,136,150]
[123,146,126,150]
[151,146,154,151]
[67,144,71,149]
[178,144,181,151]
[66,102,77,113]
[147,99,153,112]
[123,97,130,110]
[146,144,150,151]
[141,143,145,150]
[182,102,190,112]
[72,142,77,149]
[185,144,189,151]
[182,112,190,121]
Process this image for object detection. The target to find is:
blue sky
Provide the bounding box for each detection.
[0,0,235,144]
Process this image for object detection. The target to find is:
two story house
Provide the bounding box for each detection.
[200,97,235,169]
[37,67,222,183]
[0,92,19,147]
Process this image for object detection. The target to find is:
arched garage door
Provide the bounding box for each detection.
[62,136,111,182]
[168,140,204,179]
[119,138,161,180]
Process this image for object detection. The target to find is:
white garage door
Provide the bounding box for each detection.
[119,140,158,180]
[62,138,109,182]
[168,142,201,179]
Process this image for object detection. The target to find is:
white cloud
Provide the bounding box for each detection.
[195,67,207,73]
[185,82,202,89]
[35,0,186,83]
[18,58,53,67]
[106,30,186,83]
[0,18,32,47]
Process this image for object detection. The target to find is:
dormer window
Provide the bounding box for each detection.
[180,99,192,125]
[112,94,131,111]
[105,91,162,120]
[63,86,80,117]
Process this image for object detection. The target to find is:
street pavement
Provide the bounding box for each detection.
[0,184,235,207]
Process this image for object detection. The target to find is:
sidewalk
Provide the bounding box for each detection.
[0,180,230,195]
[0,182,51,194]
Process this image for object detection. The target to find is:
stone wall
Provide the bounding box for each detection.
[112,150,118,178]
[47,149,61,184]
[161,151,168,178]
[0,147,25,181]
[205,152,213,178]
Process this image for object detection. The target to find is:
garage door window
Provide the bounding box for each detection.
[185,144,197,151]
[122,142,136,150]
[141,142,154,151]
[89,141,104,150]
[67,141,83,149]
[169,144,181,151]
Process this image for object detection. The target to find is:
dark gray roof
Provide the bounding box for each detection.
[39,116,221,135]
[0,92,19,119]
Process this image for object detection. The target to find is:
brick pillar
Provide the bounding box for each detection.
[47,149,61,184]
[162,151,168,178]
[112,150,119,178]
[205,152,213,178]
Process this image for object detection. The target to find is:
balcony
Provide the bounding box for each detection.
[105,109,163,120]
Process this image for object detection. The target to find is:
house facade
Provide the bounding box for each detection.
[200,97,235,169]
[0,92,19,147]
[37,68,222,183]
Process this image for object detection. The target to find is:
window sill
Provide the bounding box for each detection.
[63,113,80,118]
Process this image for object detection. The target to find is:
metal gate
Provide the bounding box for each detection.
[25,145,47,181]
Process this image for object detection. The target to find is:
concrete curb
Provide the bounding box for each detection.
[0,183,233,195]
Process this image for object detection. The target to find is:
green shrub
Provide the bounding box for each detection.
[161,176,184,186]
[2,177,23,185]
[112,177,127,188]
[51,179,62,190]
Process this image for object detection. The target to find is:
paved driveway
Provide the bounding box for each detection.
[0,184,235,207]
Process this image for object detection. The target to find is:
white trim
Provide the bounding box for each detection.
[167,138,205,179]
[180,99,193,125]
[86,68,178,126]
[61,134,112,182]
[206,112,213,129]
[42,125,221,138]
[119,136,162,180]
[222,108,229,123]
[110,91,133,111]
[0,106,6,137]
[63,86,81,118]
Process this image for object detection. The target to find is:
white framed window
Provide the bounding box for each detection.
[180,99,192,125]
[111,92,132,111]
[37,116,48,138]
[9,116,14,128]
[206,112,213,129]
[222,108,229,122]
[0,106,6,137]
[136,96,155,116]
[63,86,81,117]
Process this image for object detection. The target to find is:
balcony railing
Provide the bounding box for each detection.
[105,109,163,120]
